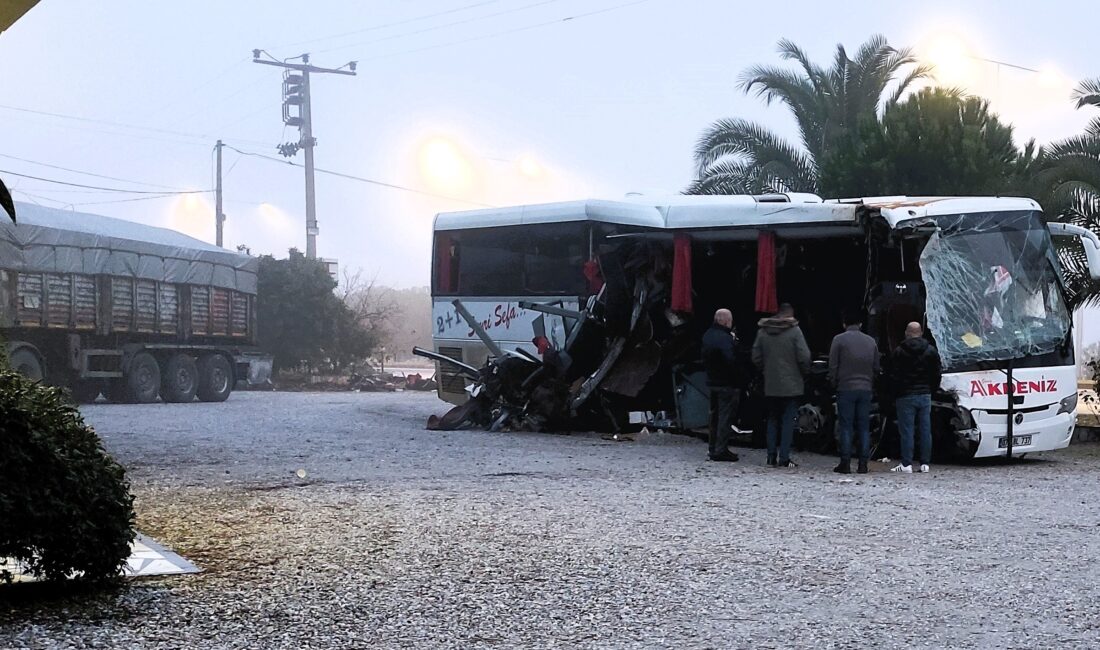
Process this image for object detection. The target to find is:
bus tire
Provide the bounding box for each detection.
[197,354,232,403]
[125,352,161,404]
[9,347,45,382]
[161,354,199,403]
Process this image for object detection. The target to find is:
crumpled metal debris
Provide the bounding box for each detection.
[418,242,679,434]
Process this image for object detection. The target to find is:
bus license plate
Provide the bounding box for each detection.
[998,435,1032,448]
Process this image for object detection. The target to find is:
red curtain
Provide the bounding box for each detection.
[583,259,604,294]
[435,233,455,293]
[671,233,693,314]
[755,231,778,314]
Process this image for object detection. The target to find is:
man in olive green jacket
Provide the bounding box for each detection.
[751,303,812,468]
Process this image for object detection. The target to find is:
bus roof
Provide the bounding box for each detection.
[433,195,1043,232]
[843,196,1042,228]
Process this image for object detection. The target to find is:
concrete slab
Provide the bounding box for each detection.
[0,533,199,583]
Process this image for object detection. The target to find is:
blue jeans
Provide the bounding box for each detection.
[766,397,797,463]
[836,390,872,462]
[896,393,932,467]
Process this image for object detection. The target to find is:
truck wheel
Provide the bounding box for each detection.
[197,354,232,402]
[161,354,198,403]
[125,352,161,404]
[9,348,45,381]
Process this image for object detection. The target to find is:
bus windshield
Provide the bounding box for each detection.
[919,211,1071,371]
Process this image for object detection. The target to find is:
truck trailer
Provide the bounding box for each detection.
[0,201,269,403]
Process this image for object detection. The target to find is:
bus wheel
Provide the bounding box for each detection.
[197,355,232,402]
[161,354,198,403]
[125,352,161,403]
[10,348,45,381]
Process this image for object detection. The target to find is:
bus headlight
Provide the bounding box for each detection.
[1057,392,1079,416]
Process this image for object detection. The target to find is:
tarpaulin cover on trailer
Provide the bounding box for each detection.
[0,202,257,294]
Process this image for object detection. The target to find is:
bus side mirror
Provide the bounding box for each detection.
[1048,222,1100,280]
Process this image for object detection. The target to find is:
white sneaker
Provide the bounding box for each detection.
[919,464,930,473]
[891,464,913,473]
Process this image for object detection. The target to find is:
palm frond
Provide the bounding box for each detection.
[1072,78,1100,109]
[693,119,817,192]
[693,118,813,175]
[1046,133,1100,159]
[775,37,825,92]
[884,63,934,110]
[684,160,760,195]
[737,65,824,155]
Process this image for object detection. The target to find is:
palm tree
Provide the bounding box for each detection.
[1039,79,1100,306]
[688,35,931,196]
[1042,80,1100,226]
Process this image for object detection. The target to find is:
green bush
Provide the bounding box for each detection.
[0,369,136,583]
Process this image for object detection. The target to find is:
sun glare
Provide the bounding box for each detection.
[518,155,544,179]
[418,137,475,193]
[923,31,977,88]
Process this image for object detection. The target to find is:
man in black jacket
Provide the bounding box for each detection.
[702,308,744,462]
[888,322,943,473]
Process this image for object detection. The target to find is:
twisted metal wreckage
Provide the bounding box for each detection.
[415,242,677,434]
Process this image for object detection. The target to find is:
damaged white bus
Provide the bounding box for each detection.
[429,194,1100,458]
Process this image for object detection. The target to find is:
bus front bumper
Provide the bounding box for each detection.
[969,410,1076,458]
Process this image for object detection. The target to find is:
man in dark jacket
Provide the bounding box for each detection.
[752,303,811,468]
[828,309,880,475]
[888,322,942,473]
[702,309,742,462]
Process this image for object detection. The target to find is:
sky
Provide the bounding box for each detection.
[1,1,1098,297]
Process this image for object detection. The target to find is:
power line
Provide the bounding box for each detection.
[11,189,73,210]
[0,153,191,191]
[171,76,270,129]
[314,0,559,56]
[0,103,272,148]
[1,111,220,149]
[273,0,499,50]
[57,193,191,207]
[132,57,252,125]
[0,169,210,195]
[223,145,495,208]
[352,0,653,62]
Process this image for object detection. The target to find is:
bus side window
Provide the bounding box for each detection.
[457,228,525,296]
[523,223,586,295]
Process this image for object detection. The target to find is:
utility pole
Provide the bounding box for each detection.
[215,139,225,248]
[252,50,356,259]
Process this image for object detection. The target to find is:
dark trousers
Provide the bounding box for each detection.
[836,390,873,462]
[709,387,740,457]
[766,397,798,463]
[896,393,932,466]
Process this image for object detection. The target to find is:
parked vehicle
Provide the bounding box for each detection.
[0,202,271,403]
[429,194,1100,458]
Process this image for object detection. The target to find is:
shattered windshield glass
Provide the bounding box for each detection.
[918,211,1070,371]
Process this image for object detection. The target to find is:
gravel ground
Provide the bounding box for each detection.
[3,391,1100,649]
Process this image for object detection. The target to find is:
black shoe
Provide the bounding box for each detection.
[857,460,869,474]
[766,456,777,467]
[709,452,740,462]
[773,459,798,469]
[833,460,851,474]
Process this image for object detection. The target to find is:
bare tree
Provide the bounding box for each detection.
[340,268,401,345]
